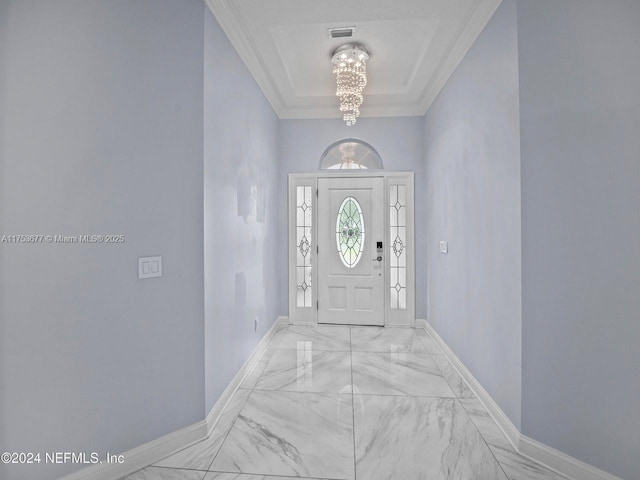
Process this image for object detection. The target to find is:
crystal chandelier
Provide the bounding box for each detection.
[331,44,369,126]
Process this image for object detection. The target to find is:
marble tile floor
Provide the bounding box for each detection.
[124,325,568,480]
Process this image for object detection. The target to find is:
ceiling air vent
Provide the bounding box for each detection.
[328,27,355,39]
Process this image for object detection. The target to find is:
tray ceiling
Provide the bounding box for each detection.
[205,0,502,119]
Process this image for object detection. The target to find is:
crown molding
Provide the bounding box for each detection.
[204,0,286,116]
[204,0,503,119]
[417,0,502,112]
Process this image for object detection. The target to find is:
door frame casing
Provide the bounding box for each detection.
[317,176,385,326]
[288,172,415,327]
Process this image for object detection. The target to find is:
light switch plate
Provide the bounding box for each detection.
[440,241,448,254]
[138,256,162,279]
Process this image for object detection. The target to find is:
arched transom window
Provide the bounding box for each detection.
[319,138,383,170]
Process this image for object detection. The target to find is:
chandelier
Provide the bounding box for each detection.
[331,44,369,126]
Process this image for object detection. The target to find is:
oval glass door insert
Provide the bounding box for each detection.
[336,196,365,268]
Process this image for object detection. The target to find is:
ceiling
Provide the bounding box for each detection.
[204,0,502,119]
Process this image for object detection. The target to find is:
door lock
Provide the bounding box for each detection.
[374,241,383,261]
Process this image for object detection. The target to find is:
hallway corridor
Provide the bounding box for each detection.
[125,325,566,480]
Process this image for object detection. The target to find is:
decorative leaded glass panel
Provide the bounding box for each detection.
[296,186,312,307]
[336,196,365,268]
[319,138,384,170]
[390,185,407,309]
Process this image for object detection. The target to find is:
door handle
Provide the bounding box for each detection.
[373,256,382,262]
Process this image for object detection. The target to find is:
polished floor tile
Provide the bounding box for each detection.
[459,398,568,480]
[269,324,289,343]
[141,326,568,480]
[350,326,428,353]
[432,353,475,398]
[254,348,352,394]
[354,395,509,480]
[459,398,513,451]
[352,352,455,397]
[413,328,442,354]
[124,467,205,480]
[210,390,354,479]
[154,389,251,470]
[271,325,351,351]
[239,348,277,390]
[494,448,569,480]
[204,474,330,480]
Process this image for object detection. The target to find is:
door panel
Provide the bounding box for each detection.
[318,177,384,325]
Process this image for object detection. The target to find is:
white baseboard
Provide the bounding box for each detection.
[421,321,623,480]
[60,315,288,480]
[519,434,622,480]
[205,315,288,432]
[58,421,207,480]
[423,321,521,450]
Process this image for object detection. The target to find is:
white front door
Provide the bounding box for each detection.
[317,177,384,325]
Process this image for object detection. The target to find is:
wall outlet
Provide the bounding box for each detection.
[439,241,448,255]
[254,317,259,331]
[138,256,162,278]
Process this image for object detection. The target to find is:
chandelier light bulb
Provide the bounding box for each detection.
[331,44,369,126]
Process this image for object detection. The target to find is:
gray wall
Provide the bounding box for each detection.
[277,117,426,318]
[517,1,640,478]
[0,0,8,463]
[0,1,205,479]
[203,9,280,412]
[423,0,522,428]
